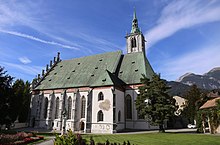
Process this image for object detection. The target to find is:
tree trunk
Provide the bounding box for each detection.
[159,124,165,133]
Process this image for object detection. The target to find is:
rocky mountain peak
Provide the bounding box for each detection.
[177,67,220,90]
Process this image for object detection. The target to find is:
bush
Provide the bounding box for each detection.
[54,130,86,145]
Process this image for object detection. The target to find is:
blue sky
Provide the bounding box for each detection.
[0,0,220,81]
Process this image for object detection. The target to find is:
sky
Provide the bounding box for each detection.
[0,0,220,82]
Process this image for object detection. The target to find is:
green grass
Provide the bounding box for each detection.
[83,133,220,145]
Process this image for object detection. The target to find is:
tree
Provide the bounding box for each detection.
[10,79,25,122]
[18,81,31,122]
[182,85,201,124]
[0,66,14,127]
[136,74,176,132]
[10,79,31,123]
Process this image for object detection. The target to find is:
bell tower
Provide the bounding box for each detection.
[126,9,146,54]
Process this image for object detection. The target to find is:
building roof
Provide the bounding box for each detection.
[35,51,122,90]
[118,52,154,84]
[200,97,220,109]
[34,51,154,90]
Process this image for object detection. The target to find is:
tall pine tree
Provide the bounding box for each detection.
[0,66,13,126]
[136,74,176,132]
[182,85,201,124]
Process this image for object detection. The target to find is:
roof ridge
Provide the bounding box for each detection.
[62,50,122,62]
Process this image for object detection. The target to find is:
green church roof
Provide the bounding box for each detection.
[118,52,154,84]
[34,51,154,90]
[35,51,122,90]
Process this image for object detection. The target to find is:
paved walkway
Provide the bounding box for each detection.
[36,138,54,145]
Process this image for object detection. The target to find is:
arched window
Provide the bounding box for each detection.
[125,95,132,119]
[131,37,136,48]
[67,97,72,119]
[81,96,86,118]
[55,97,59,119]
[98,92,104,101]
[44,98,48,119]
[118,111,121,122]
[97,110,104,122]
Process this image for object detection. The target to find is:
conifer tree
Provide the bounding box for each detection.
[0,66,13,126]
[136,74,176,132]
[182,85,201,124]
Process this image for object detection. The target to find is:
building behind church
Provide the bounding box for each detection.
[30,11,158,133]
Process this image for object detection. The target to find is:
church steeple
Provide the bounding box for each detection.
[131,9,141,34]
[126,9,146,54]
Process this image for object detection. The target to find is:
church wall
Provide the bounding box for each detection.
[125,89,158,130]
[114,89,125,131]
[75,91,88,132]
[124,89,136,129]
[38,93,49,128]
[53,92,62,131]
[91,88,114,133]
[29,94,38,127]
[64,92,75,131]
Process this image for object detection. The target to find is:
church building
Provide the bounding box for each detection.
[30,11,158,133]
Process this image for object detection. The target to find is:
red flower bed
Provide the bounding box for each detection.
[0,132,44,145]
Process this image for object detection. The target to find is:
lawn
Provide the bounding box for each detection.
[83,133,220,145]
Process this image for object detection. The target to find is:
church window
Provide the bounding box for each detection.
[81,96,86,118]
[67,97,72,119]
[98,92,104,101]
[97,110,104,122]
[44,98,48,119]
[55,97,59,119]
[131,37,137,48]
[118,111,121,122]
[125,95,132,119]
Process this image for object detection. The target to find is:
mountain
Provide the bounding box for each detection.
[167,81,191,97]
[176,67,220,90]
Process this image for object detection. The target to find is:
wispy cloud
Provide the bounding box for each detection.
[19,57,32,64]
[0,61,43,76]
[78,33,122,52]
[0,30,79,50]
[158,44,220,80]
[0,1,83,51]
[145,0,220,49]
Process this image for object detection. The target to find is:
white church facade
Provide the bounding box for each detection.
[29,11,158,133]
